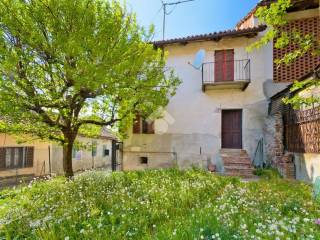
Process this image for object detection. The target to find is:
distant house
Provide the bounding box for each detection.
[122,0,319,181]
[0,129,120,179]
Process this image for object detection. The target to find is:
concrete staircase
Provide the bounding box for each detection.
[220,149,255,178]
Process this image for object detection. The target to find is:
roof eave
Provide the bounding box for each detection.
[153,25,267,47]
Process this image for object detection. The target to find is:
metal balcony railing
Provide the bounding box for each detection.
[201,59,251,91]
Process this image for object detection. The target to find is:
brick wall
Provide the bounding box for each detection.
[273,17,320,83]
[264,113,296,179]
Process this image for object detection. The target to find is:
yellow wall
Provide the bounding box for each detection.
[0,134,114,178]
[0,134,51,178]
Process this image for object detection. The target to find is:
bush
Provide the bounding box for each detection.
[0,169,319,239]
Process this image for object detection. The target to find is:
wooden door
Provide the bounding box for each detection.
[221,110,242,149]
[214,50,234,82]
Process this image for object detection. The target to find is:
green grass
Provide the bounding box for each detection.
[253,167,282,179]
[0,169,319,239]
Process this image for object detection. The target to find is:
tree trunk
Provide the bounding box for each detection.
[63,142,74,177]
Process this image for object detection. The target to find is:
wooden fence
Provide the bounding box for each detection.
[284,107,320,153]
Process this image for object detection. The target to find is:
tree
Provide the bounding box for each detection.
[0,0,180,177]
[248,0,319,108]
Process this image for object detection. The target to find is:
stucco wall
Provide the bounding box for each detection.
[123,33,288,170]
[51,136,113,175]
[294,153,320,183]
[0,134,113,177]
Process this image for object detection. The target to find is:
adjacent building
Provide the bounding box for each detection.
[0,129,119,179]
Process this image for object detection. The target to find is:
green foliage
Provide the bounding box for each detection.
[0,0,180,175]
[282,78,320,109]
[0,1,180,142]
[0,169,319,239]
[248,0,320,108]
[253,167,282,179]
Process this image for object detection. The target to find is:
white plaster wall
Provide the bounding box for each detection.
[51,137,113,175]
[294,153,320,183]
[123,33,287,170]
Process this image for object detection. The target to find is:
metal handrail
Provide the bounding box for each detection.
[202,59,251,84]
[252,138,265,168]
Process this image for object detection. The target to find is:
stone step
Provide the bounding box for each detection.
[224,163,254,169]
[225,169,254,176]
[220,148,247,154]
[220,152,248,158]
[220,149,248,156]
[222,157,252,164]
[219,148,255,178]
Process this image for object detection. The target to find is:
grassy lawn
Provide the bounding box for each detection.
[0,169,319,239]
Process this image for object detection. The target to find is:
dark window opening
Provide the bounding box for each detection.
[102,145,110,157]
[104,149,110,156]
[140,157,148,164]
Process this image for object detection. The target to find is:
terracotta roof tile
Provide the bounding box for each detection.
[154,25,267,46]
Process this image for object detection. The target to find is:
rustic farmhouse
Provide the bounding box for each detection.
[122,0,319,182]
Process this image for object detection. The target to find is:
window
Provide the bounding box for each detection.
[140,157,148,164]
[72,146,81,160]
[0,147,34,170]
[102,145,109,157]
[91,141,97,157]
[133,114,154,134]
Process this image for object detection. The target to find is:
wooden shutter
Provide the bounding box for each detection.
[225,50,234,81]
[133,114,141,134]
[16,147,24,168]
[214,51,224,82]
[147,121,155,134]
[0,147,5,170]
[215,50,234,82]
[142,119,155,134]
[25,147,34,168]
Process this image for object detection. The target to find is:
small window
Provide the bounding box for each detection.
[72,146,81,160]
[91,141,97,157]
[140,157,148,164]
[102,145,109,157]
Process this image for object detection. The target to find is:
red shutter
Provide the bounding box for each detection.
[225,49,234,81]
[133,114,141,134]
[215,51,224,82]
[215,50,234,82]
[0,148,5,170]
[25,147,34,167]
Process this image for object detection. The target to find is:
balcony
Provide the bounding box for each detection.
[201,59,250,92]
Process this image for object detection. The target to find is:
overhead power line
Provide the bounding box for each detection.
[161,0,195,40]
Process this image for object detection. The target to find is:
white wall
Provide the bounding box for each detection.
[51,136,113,175]
[123,33,287,170]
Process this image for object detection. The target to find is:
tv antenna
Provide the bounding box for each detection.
[161,0,195,40]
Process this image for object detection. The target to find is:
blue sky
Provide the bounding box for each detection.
[126,0,260,41]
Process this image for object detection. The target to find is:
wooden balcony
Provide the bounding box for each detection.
[202,59,251,92]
